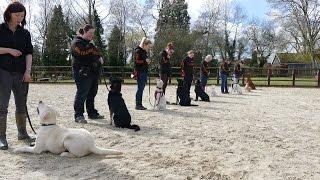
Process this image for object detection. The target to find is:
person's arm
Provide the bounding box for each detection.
[0,47,22,57]
[73,42,101,58]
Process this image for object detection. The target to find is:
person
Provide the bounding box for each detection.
[232,61,242,86]
[220,59,230,94]
[158,42,174,95]
[133,37,152,110]
[0,2,34,150]
[200,55,213,91]
[181,50,195,98]
[70,24,104,123]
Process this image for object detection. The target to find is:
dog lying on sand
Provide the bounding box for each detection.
[108,77,140,131]
[14,101,123,158]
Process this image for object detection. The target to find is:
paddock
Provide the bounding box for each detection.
[1,84,320,179]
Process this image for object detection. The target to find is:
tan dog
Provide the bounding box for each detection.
[14,101,123,158]
[245,73,256,90]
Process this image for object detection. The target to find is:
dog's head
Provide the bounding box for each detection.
[177,78,184,87]
[156,79,164,89]
[109,77,123,93]
[37,101,59,125]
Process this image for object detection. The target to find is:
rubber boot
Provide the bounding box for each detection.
[0,116,8,150]
[16,113,34,142]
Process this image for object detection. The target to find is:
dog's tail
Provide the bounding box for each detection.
[129,124,140,132]
[90,146,123,156]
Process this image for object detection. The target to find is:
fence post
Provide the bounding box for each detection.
[318,69,320,88]
[217,68,220,85]
[292,68,296,87]
[267,68,271,86]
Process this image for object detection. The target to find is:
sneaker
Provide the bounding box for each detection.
[135,105,147,110]
[75,116,87,124]
[88,114,105,120]
[0,137,8,150]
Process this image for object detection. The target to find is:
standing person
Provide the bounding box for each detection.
[159,42,174,95]
[200,55,213,91]
[0,2,34,150]
[133,37,152,110]
[220,59,230,94]
[71,24,104,124]
[181,50,195,97]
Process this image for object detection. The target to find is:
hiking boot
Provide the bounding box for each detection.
[75,116,87,124]
[88,114,105,120]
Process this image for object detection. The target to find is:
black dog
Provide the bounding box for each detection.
[194,79,210,102]
[176,78,198,106]
[107,77,140,131]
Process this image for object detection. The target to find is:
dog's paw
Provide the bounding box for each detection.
[13,148,23,153]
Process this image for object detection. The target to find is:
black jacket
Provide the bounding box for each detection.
[70,36,101,68]
[181,56,194,77]
[159,50,171,75]
[200,60,209,77]
[134,46,148,73]
[0,23,33,73]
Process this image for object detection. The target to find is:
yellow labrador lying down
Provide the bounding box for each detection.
[14,101,122,158]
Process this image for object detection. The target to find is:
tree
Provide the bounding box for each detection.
[93,8,107,58]
[43,5,70,66]
[154,0,191,66]
[107,25,125,66]
[267,0,320,68]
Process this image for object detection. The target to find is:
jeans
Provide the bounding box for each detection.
[135,71,148,105]
[200,74,208,91]
[0,69,28,117]
[160,73,169,94]
[73,67,99,119]
[220,73,228,93]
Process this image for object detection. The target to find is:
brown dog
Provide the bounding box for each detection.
[245,73,256,90]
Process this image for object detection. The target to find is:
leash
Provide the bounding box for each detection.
[24,82,37,135]
[148,69,154,107]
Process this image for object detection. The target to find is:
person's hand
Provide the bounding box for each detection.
[9,49,22,57]
[146,59,151,64]
[23,71,31,82]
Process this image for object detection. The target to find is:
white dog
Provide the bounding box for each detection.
[231,76,242,95]
[209,85,217,97]
[154,79,166,110]
[14,101,123,158]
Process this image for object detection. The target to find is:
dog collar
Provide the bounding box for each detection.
[41,124,56,126]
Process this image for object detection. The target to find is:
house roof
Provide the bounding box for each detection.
[277,53,320,64]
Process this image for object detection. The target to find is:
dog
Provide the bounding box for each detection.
[176,78,198,106]
[108,77,140,131]
[194,79,210,102]
[209,85,217,97]
[245,73,256,90]
[231,74,242,95]
[14,101,123,158]
[245,83,251,92]
[154,79,166,110]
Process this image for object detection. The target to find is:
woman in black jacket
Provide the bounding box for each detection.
[159,42,174,94]
[0,2,34,150]
[133,37,152,110]
[70,24,104,123]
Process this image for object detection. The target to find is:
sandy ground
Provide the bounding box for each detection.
[1,84,320,180]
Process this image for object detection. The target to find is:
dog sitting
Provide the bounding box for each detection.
[176,78,198,106]
[154,79,166,110]
[108,77,140,131]
[245,73,256,90]
[231,74,242,95]
[209,85,217,97]
[14,101,123,158]
[194,79,210,102]
[245,83,251,92]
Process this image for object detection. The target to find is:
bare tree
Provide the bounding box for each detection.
[267,0,320,68]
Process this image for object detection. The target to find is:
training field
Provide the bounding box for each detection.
[1,84,320,180]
